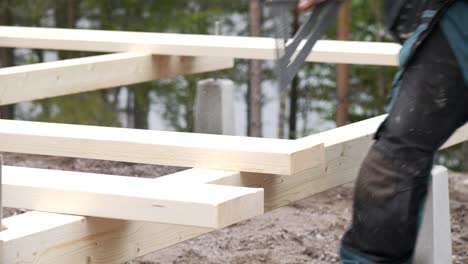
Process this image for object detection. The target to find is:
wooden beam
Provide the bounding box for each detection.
[0,26,401,66]
[0,169,240,264]
[0,52,234,106]
[2,166,263,228]
[0,119,324,175]
[301,114,468,149]
[1,116,466,263]
[441,121,468,149]
[0,117,379,263]
[295,116,468,204]
[241,115,468,212]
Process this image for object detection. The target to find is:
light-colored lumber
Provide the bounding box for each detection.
[0,119,324,175]
[0,116,381,264]
[0,52,233,106]
[294,116,468,210]
[2,166,263,228]
[0,26,401,66]
[244,116,468,212]
[301,114,468,151]
[0,169,240,264]
[414,166,452,264]
[441,122,468,149]
[1,117,466,264]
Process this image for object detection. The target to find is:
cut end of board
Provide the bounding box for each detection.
[216,188,264,228]
[289,142,325,175]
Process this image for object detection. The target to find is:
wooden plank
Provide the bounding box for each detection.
[0,52,234,106]
[1,116,466,264]
[0,26,401,66]
[238,116,468,213]
[0,119,324,175]
[441,122,468,149]
[301,114,468,150]
[295,116,468,204]
[0,117,378,264]
[2,166,263,228]
[0,169,239,264]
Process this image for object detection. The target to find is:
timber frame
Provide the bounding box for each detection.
[0,26,467,263]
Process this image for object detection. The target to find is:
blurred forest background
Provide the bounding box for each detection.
[0,0,466,170]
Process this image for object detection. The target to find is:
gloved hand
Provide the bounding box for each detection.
[297,0,328,12]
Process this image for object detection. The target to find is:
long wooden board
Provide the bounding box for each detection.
[2,166,263,228]
[0,119,324,175]
[0,169,240,264]
[2,116,466,263]
[0,52,233,106]
[0,26,401,66]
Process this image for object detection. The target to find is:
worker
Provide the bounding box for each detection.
[298,0,468,263]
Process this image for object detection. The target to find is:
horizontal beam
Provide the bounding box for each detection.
[0,52,233,105]
[0,118,366,263]
[0,169,240,264]
[441,122,468,149]
[2,116,466,263]
[300,114,468,150]
[2,166,263,228]
[0,26,401,66]
[0,119,324,175]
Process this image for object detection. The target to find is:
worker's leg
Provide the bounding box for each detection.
[339,26,468,263]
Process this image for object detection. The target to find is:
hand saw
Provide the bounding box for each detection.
[266,0,344,92]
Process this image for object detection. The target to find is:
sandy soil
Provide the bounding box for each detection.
[2,153,467,264]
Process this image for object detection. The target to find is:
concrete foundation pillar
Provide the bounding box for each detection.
[194,79,235,135]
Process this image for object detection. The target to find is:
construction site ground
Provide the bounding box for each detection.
[3,153,467,264]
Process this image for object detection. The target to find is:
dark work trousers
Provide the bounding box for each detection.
[340,26,468,263]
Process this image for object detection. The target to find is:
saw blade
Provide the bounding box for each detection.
[267,0,344,93]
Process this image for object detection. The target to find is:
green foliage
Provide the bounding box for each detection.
[34,91,118,126]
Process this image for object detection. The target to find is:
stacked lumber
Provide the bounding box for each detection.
[1,116,467,263]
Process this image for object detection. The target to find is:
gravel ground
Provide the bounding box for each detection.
[2,153,467,263]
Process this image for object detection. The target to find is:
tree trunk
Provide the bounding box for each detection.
[0,2,14,119]
[52,0,78,60]
[336,0,350,127]
[288,13,300,139]
[127,89,135,128]
[373,1,387,114]
[133,92,149,129]
[278,92,286,139]
[248,0,262,137]
[65,0,79,59]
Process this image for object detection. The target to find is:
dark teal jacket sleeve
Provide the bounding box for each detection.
[440,1,468,84]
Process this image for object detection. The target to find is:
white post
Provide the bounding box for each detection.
[0,155,2,231]
[194,78,236,135]
[413,165,452,264]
